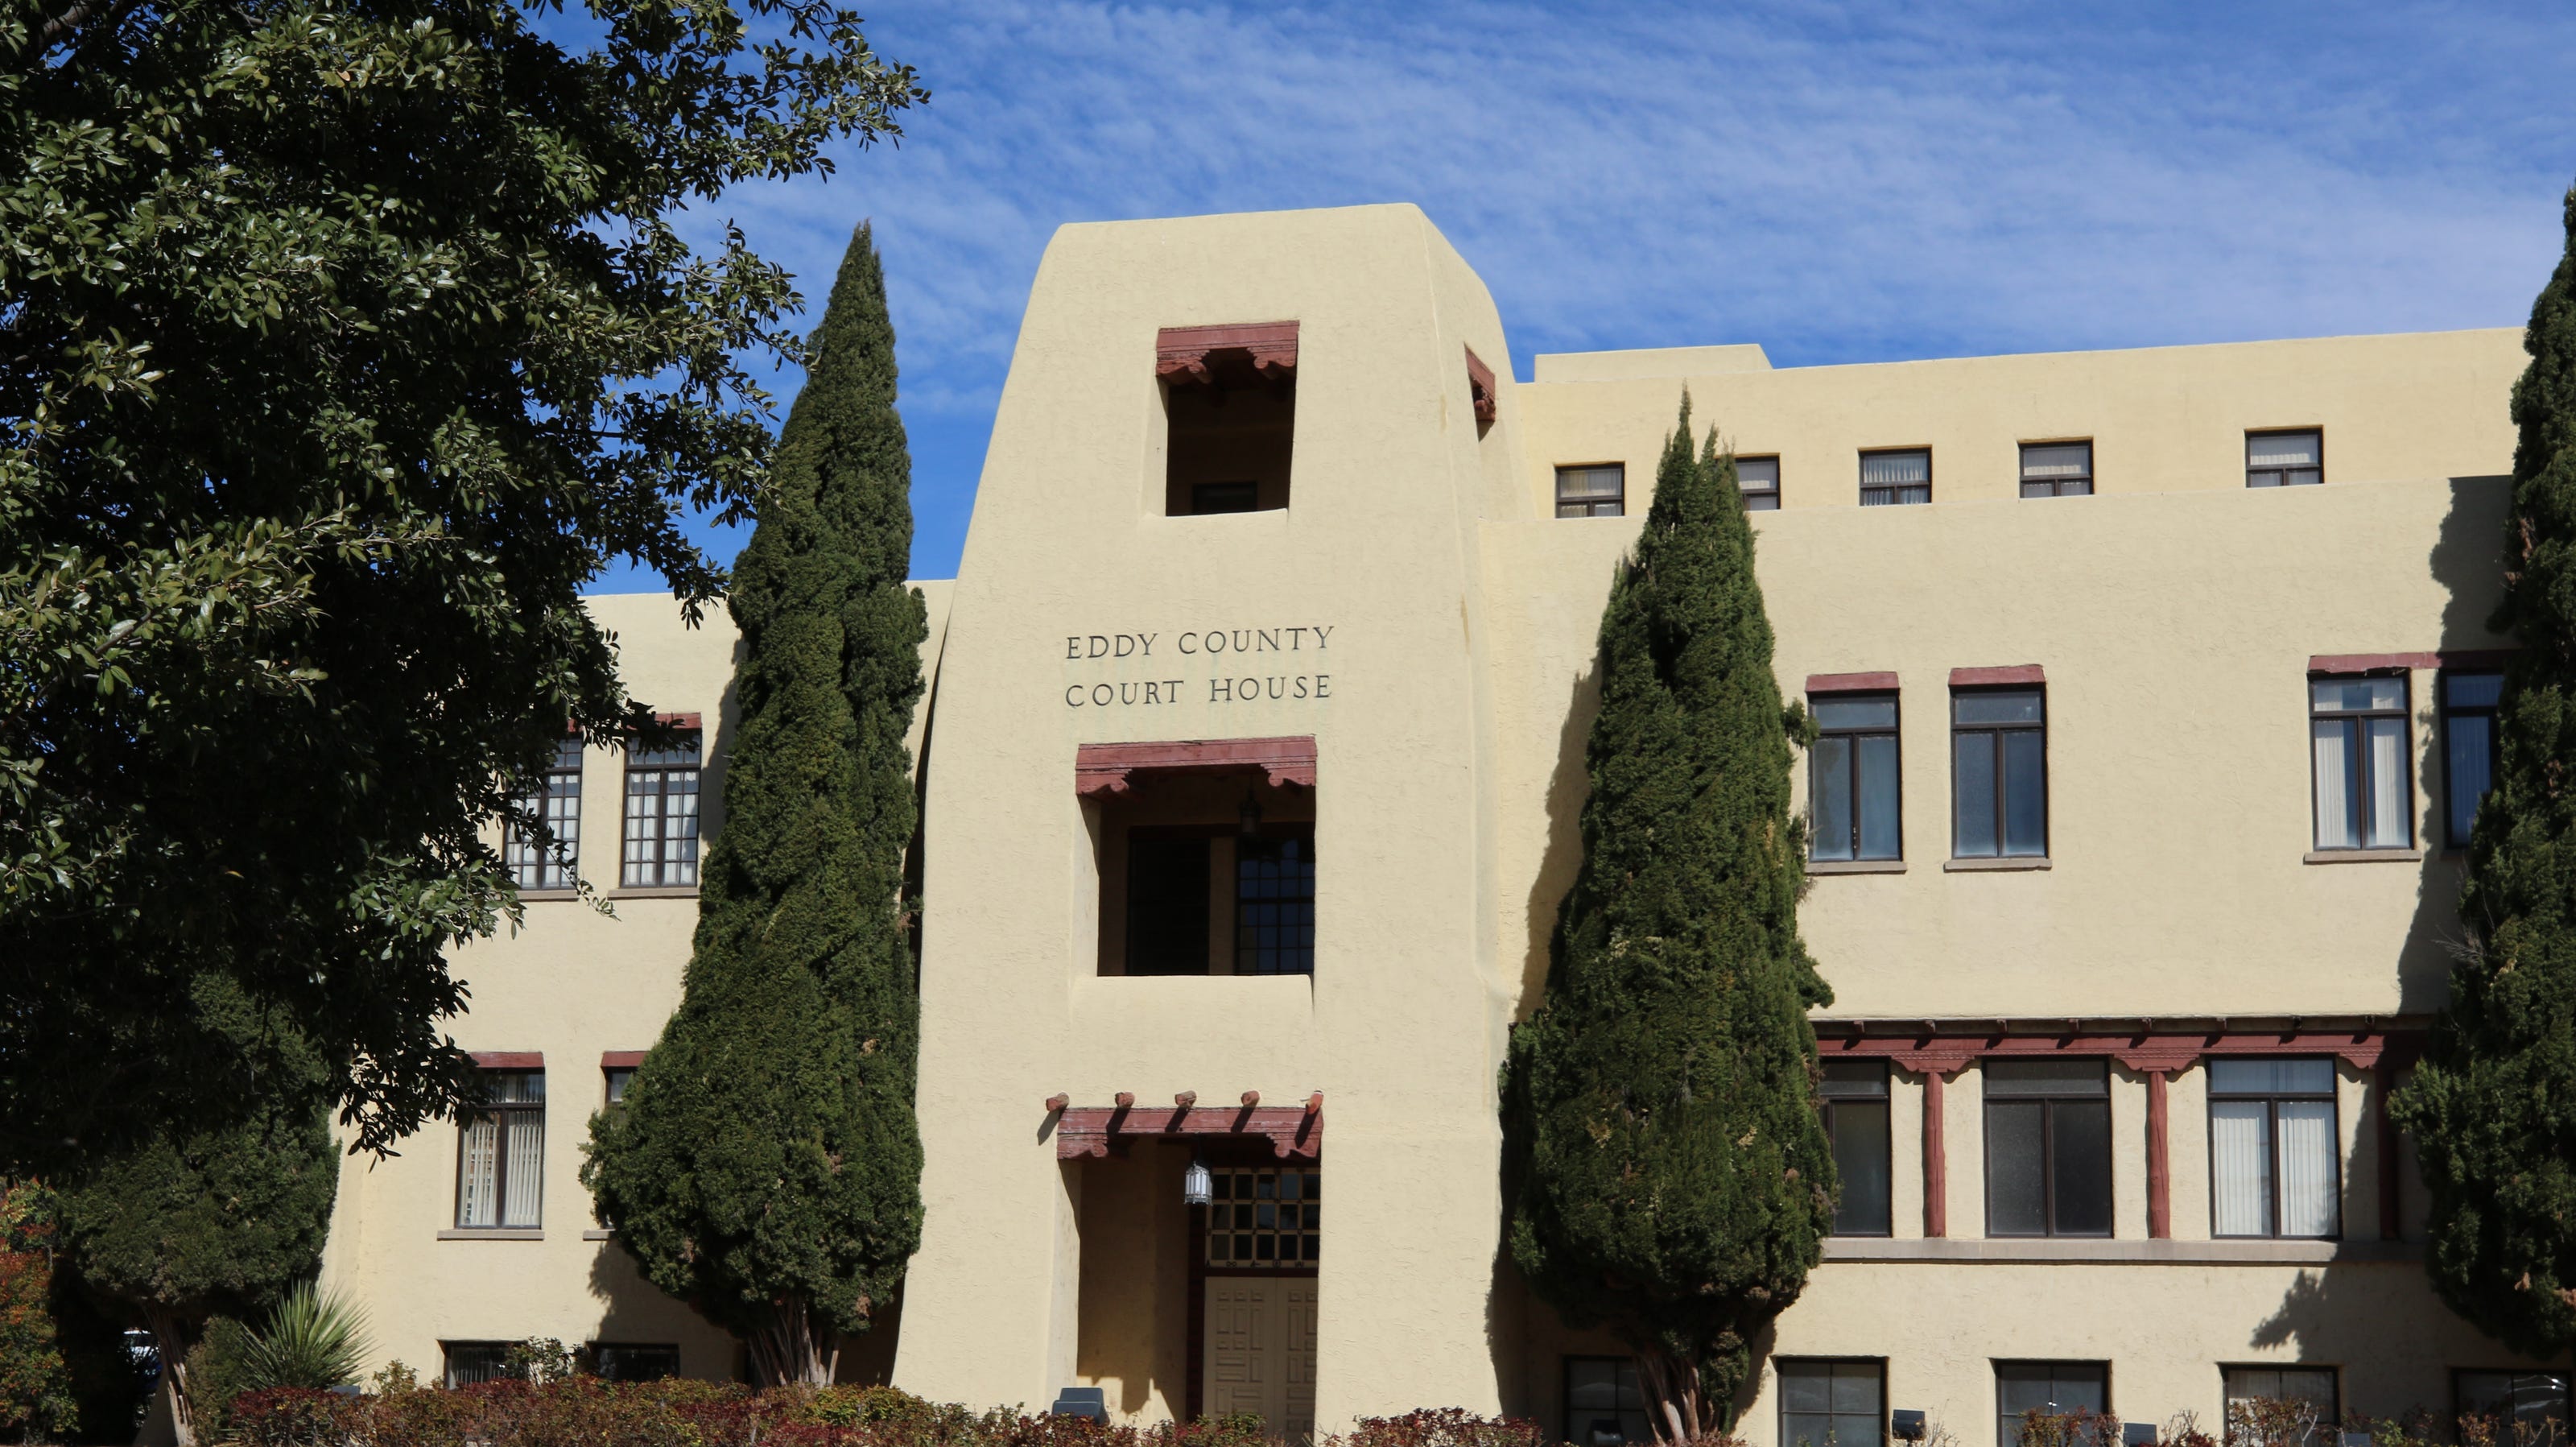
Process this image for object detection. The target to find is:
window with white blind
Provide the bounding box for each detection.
[1738,456,1781,511]
[2019,441,2093,498]
[2248,430,2323,487]
[1556,465,1626,518]
[1859,449,1930,506]
[2310,678,2410,851]
[622,733,701,887]
[455,1070,544,1230]
[506,735,583,891]
[2209,1059,2339,1238]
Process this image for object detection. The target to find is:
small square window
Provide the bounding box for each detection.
[1738,456,1781,511]
[2248,431,2322,487]
[1779,1358,1885,1447]
[2020,441,2093,498]
[1557,465,1625,518]
[1860,449,1930,506]
[605,1066,635,1107]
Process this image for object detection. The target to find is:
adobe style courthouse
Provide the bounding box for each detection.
[319,205,2575,1441]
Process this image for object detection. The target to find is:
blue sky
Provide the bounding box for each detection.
[587,0,2576,593]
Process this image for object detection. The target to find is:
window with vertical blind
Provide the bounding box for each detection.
[1810,694,1901,862]
[1777,1359,1885,1447]
[1859,449,1930,506]
[2444,672,2504,848]
[621,733,701,887]
[2209,1059,2340,1239]
[1819,1061,1891,1236]
[1738,456,1781,511]
[455,1070,544,1229]
[2248,430,2323,487]
[506,735,583,890]
[2019,441,2093,498]
[1556,465,1626,518]
[2310,678,2410,851]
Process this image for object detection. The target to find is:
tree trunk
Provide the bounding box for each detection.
[743,1300,837,1387]
[142,1307,197,1447]
[1634,1348,1708,1445]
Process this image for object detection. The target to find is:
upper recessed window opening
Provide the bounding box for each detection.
[1860,449,1930,506]
[1159,321,1298,517]
[2248,430,2322,487]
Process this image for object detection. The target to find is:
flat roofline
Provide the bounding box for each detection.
[1526,325,2519,386]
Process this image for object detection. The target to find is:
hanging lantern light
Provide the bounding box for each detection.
[1183,1151,1212,1207]
[1237,790,1263,839]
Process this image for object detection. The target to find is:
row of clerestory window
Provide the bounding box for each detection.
[1553,430,2324,515]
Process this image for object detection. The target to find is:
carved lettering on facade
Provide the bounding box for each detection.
[1061,625,1340,708]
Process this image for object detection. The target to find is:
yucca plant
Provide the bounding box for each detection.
[240,1284,372,1391]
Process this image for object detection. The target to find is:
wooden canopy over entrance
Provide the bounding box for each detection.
[1046,1090,1323,1160]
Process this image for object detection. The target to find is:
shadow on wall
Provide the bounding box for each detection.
[2394,475,2515,1015]
[1519,652,1607,1022]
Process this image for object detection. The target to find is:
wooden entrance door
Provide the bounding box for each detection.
[1203,1276,1318,1444]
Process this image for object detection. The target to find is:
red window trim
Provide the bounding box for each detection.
[469,1051,543,1069]
[1463,345,1497,425]
[1156,322,1298,387]
[599,1051,647,1069]
[1808,672,1899,694]
[652,712,703,730]
[1949,664,2045,688]
[1075,736,1317,797]
[2309,649,2515,676]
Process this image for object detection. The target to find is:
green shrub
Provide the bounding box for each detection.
[1324,1408,1547,1447]
[180,1319,254,1441]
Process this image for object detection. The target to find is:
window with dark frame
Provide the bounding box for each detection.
[605,1067,635,1109]
[441,1342,513,1388]
[2456,1371,2573,1440]
[1557,465,1626,518]
[1778,1358,1885,1447]
[455,1069,544,1230]
[1995,1362,2108,1447]
[1235,836,1316,975]
[589,1344,680,1383]
[1203,1164,1319,1269]
[2248,430,2323,488]
[1811,694,1901,863]
[507,735,584,891]
[1984,1060,2112,1238]
[2209,1059,2341,1239]
[2020,441,2093,498]
[1953,688,2046,859]
[1860,449,1930,506]
[2444,672,2504,849]
[1819,1061,1892,1237]
[1738,456,1781,511]
[1563,1357,1650,1447]
[621,733,701,887]
[2310,677,2410,851]
[2223,1367,2338,1429]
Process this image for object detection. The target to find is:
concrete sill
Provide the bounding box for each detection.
[1806,860,1905,875]
[516,890,581,903]
[1942,857,2051,872]
[581,1229,615,1242]
[609,885,701,899]
[2303,849,2422,865]
[1822,1238,2418,1265]
[437,1229,543,1242]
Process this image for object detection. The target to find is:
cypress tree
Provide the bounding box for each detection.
[581,224,928,1386]
[2394,184,2576,1356]
[1503,395,1835,1439]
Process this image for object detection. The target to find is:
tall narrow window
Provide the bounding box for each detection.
[1737,456,1781,511]
[1556,465,1626,518]
[1811,694,1901,862]
[2310,678,2409,851]
[1126,834,1211,975]
[1778,1359,1885,1447]
[507,735,583,890]
[604,1066,635,1110]
[1236,835,1316,975]
[1859,449,1930,506]
[2444,671,2504,848]
[1953,689,2046,858]
[2020,441,2093,498]
[2248,430,2323,487]
[2224,1367,2338,1425]
[2209,1059,2340,1239]
[1995,1363,2107,1446]
[1984,1060,2111,1238]
[1563,1358,1649,1447]
[2456,1373,2572,1441]
[455,1070,544,1230]
[621,732,701,887]
[1819,1061,1891,1236]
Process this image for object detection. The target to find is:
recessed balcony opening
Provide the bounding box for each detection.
[1158,322,1298,517]
[1085,763,1315,978]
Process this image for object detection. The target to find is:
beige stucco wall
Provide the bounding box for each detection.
[322,202,2557,1435]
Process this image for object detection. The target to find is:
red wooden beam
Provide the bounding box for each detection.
[1075,737,1318,797]
[1054,1102,1322,1160]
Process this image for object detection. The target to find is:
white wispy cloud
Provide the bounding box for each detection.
[597,0,2576,587]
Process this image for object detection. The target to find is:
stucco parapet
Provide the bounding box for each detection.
[436,1228,544,1242]
[1807,860,1906,876]
[1942,857,2050,872]
[1821,1237,2419,1266]
[2303,849,2424,865]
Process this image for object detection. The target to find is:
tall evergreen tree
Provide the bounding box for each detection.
[2396,184,2576,1357]
[1503,395,1835,1439]
[582,225,927,1387]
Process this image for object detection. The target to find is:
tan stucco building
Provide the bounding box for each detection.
[320,204,2574,1442]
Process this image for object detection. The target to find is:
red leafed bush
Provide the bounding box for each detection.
[1325,1408,1551,1447]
